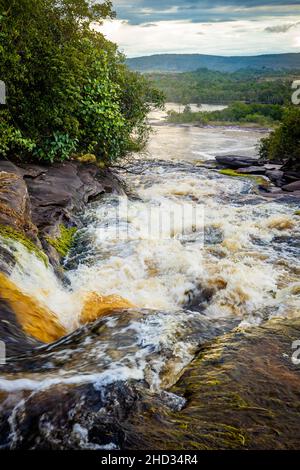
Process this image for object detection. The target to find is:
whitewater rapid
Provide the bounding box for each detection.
[1,120,299,400]
[9,124,300,329]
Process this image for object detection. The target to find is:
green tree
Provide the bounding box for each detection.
[259,107,300,170]
[0,0,163,163]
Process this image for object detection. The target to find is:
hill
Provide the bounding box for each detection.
[127,53,300,73]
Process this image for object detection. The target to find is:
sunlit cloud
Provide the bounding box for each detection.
[99,15,300,57]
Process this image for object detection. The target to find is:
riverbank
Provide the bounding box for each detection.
[0,160,123,271]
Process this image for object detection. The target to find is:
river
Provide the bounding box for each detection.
[0,107,300,449]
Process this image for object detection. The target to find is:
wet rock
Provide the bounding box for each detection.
[1,381,141,450]
[0,273,66,344]
[236,166,266,175]
[0,160,123,269]
[0,299,41,357]
[282,180,300,192]
[215,155,259,169]
[119,318,300,450]
[263,164,283,171]
[282,171,300,183]
[265,169,285,186]
[0,245,16,276]
[0,165,38,240]
[0,308,239,449]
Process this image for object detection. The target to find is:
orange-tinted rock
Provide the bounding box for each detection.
[0,273,66,343]
[80,292,134,324]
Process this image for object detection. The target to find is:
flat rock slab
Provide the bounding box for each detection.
[264,164,283,170]
[236,166,266,174]
[215,155,259,169]
[282,180,300,192]
[122,318,300,450]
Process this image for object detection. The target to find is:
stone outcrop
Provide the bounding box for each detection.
[120,317,300,450]
[282,180,300,192]
[215,155,300,196]
[0,165,38,240]
[0,158,124,351]
[215,155,258,169]
[0,160,123,269]
[1,316,300,449]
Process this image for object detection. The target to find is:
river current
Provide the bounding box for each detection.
[0,108,300,448]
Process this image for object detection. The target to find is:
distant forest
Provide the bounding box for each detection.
[149,69,299,105]
[127,53,300,73]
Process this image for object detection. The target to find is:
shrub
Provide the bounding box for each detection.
[259,107,300,169]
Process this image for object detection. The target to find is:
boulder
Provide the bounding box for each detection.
[236,166,266,175]
[263,163,283,171]
[265,169,285,186]
[282,180,300,192]
[215,155,259,169]
[0,159,123,271]
[283,171,300,183]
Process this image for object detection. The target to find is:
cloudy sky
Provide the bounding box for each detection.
[98,1,300,57]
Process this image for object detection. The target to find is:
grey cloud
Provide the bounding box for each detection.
[141,23,158,27]
[112,1,300,24]
[265,21,300,33]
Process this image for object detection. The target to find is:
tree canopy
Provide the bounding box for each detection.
[260,107,300,170]
[150,69,295,106]
[0,0,163,163]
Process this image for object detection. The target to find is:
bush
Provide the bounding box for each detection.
[0,0,163,163]
[259,107,300,169]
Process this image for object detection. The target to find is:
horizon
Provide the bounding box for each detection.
[99,1,300,57]
[126,51,300,59]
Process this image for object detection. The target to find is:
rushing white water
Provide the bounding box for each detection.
[7,122,300,327]
[2,112,300,395]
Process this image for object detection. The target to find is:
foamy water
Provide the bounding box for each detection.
[1,120,300,397]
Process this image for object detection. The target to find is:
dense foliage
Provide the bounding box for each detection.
[167,102,285,127]
[260,107,300,169]
[0,0,163,163]
[150,69,296,105]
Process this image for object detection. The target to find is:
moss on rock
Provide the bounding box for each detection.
[46,225,77,258]
[75,154,97,163]
[0,225,48,266]
[219,169,268,186]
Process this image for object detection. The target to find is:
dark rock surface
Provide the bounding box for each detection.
[2,316,300,450]
[215,155,300,194]
[236,165,266,174]
[0,160,123,269]
[120,318,300,450]
[0,299,41,357]
[215,155,258,169]
[0,166,38,240]
[282,180,300,192]
[265,169,285,186]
